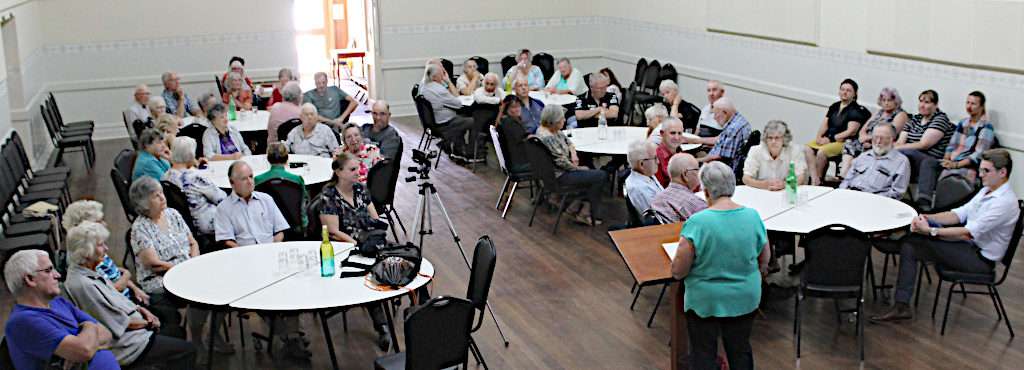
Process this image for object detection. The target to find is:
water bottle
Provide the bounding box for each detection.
[320,226,335,277]
[597,109,608,140]
[785,161,798,205]
[228,96,237,121]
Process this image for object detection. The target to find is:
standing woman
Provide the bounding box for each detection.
[838,87,909,178]
[672,161,770,370]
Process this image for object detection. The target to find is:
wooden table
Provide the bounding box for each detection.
[608,222,688,370]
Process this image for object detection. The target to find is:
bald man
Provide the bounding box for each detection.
[697,97,751,173]
[362,100,402,161]
[650,153,707,223]
[696,80,726,137]
[125,84,152,125]
[655,117,686,187]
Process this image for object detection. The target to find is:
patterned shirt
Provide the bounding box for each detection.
[840,149,910,199]
[163,167,226,235]
[902,110,953,158]
[287,123,339,158]
[708,112,752,169]
[650,183,707,223]
[946,118,995,165]
[95,256,129,297]
[343,143,382,183]
[320,183,374,237]
[624,171,664,213]
[537,131,577,177]
[162,89,198,116]
[131,208,193,293]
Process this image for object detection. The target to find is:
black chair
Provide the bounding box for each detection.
[114,149,136,186]
[525,138,587,234]
[732,130,760,183]
[469,56,489,75]
[532,52,555,82]
[367,141,407,242]
[41,104,94,169]
[122,112,140,150]
[276,118,302,143]
[305,195,324,239]
[47,93,94,130]
[374,296,475,370]
[440,58,456,84]
[215,75,225,94]
[659,63,678,85]
[500,54,517,77]
[633,58,648,86]
[929,175,978,212]
[634,60,662,111]
[0,336,14,369]
[256,178,306,240]
[178,123,207,159]
[490,125,532,219]
[412,95,445,168]
[10,131,71,181]
[110,168,137,225]
[795,224,871,360]
[929,199,1023,337]
[160,181,199,236]
[582,72,592,88]
[619,82,638,126]
[410,83,420,100]
[466,236,498,368]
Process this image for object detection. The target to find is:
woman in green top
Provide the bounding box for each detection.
[672,161,770,370]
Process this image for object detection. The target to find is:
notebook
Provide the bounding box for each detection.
[662,242,679,261]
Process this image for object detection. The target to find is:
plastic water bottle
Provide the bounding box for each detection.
[597,109,608,140]
[320,226,335,277]
[228,96,237,121]
[785,161,798,205]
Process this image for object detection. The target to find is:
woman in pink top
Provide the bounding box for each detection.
[267,81,302,144]
[336,123,381,183]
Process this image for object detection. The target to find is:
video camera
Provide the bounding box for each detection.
[406,149,438,182]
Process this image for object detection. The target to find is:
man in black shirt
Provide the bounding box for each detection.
[361,100,403,162]
[573,72,619,128]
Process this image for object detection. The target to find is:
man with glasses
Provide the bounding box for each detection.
[650,153,707,223]
[361,100,402,162]
[872,149,1018,322]
[839,123,909,199]
[655,117,687,187]
[161,71,198,118]
[695,97,751,173]
[625,140,664,213]
[4,250,119,370]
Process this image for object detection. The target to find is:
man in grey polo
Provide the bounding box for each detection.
[839,123,909,199]
[362,100,402,162]
[303,71,357,128]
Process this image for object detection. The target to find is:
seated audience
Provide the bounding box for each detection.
[303,71,357,127]
[62,200,148,302]
[599,67,624,100]
[537,105,606,225]
[573,72,620,128]
[805,78,871,185]
[287,103,339,158]
[192,92,220,128]
[421,63,475,158]
[503,49,544,91]
[339,123,382,183]
[267,81,302,143]
[132,129,171,182]
[512,77,544,134]
[872,149,1018,322]
[671,161,769,370]
[645,104,669,144]
[319,152,394,351]
[221,71,253,111]
[163,137,226,236]
[696,97,752,172]
[895,90,954,195]
[915,91,995,210]
[362,100,403,162]
[129,177,200,340]
[624,140,663,213]
[650,153,707,223]
[456,58,482,96]
[222,57,254,89]
[659,80,700,132]
[133,95,167,138]
[268,67,294,108]
[655,117,686,187]
[696,80,726,138]
[65,221,196,368]
[3,250,119,370]
[202,103,252,160]
[742,120,807,189]
[154,113,181,154]
[255,142,308,229]
[839,123,909,199]
[839,87,909,178]
[473,72,506,105]
[545,57,588,95]
[419,58,457,94]
[125,84,152,127]
[161,71,198,117]
[496,95,531,173]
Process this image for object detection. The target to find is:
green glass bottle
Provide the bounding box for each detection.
[227,96,237,121]
[785,161,798,205]
[320,226,335,277]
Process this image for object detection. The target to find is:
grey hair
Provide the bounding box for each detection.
[645,104,668,122]
[129,176,162,217]
[426,64,443,80]
[314,71,328,81]
[227,71,242,83]
[712,96,736,114]
[301,102,318,115]
[147,95,166,109]
[66,221,110,267]
[278,67,294,80]
[589,71,609,86]
[761,120,793,147]
[207,103,227,122]
[4,249,48,296]
[134,84,150,94]
[873,122,898,138]
[483,72,500,83]
[661,116,684,132]
[198,92,218,112]
[281,81,302,104]
[138,128,165,149]
[659,80,678,92]
[61,200,104,230]
[699,161,736,200]
[626,140,655,168]
[512,77,529,90]
[161,71,175,84]
[171,136,197,164]
[557,57,571,66]
[539,104,565,127]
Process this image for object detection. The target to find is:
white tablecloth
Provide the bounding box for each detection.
[568,127,700,155]
[196,154,334,189]
[529,91,578,106]
[230,110,271,132]
[458,96,474,106]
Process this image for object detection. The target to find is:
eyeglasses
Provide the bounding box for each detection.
[371,112,389,117]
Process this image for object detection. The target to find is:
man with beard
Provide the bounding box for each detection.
[839,122,909,199]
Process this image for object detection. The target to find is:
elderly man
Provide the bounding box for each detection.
[362,100,402,162]
[839,123,910,199]
[161,71,198,117]
[573,72,619,128]
[696,80,726,138]
[513,77,544,134]
[651,153,707,223]
[125,84,152,126]
[545,57,588,96]
[624,140,664,213]
[659,80,701,132]
[473,72,505,105]
[696,97,751,171]
[267,81,302,143]
[132,95,167,138]
[872,149,1019,322]
[3,250,119,370]
[287,103,339,157]
[421,63,475,159]
[303,72,357,127]
[655,117,686,187]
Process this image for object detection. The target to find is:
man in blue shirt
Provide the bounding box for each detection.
[3,250,120,370]
[161,71,198,117]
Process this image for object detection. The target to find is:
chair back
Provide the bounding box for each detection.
[215,75,225,94]
[440,58,455,84]
[122,111,140,149]
[733,129,760,182]
[410,83,420,100]
[178,123,207,159]
[467,236,498,330]
[277,118,302,142]
[489,126,509,173]
[999,200,1024,270]
[932,175,977,212]
[256,178,306,238]
[160,181,198,233]
[619,82,638,125]
[524,138,560,191]
[39,104,59,143]
[633,58,648,86]
[640,60,661,93]
[414,95,439,132]
[305,195,324,238]
[0,336,14,370]
[367,160,393,211]
[659,63,678,84]
[532,52,555,82]
[802,224,871,291]
[469,56,489,75]
[110,169,136,222]
[500,54,517,76]
[404,296,475,370]
[582,72,592,87]
[624,191,643,227]
[114,149,136,182]
[9,132,33,174]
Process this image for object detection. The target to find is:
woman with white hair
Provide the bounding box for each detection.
[64,221,196,367]
[221,71,253,110]
[62,200,149,304]
[202,103,252,160]
[163,136,226,235]
[536,104,606,225]
[659,80,701,132]
[267,80,303,143]
[503,49,544,91]
[742,120,807,190]
[838,87,909,178]
[672,161,770,370]
[645,104,670,144]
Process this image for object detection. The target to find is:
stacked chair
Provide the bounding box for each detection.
[41,93,95,168]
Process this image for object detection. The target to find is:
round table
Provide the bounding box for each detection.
[229,110,271,132]
[569,127,701,155]
[529,91,578,106]
[196,154,334,189]
[458,96,474,106]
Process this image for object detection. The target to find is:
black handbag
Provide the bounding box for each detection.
[339,242,422,289]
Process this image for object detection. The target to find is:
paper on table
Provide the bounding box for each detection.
[663,242,679,261]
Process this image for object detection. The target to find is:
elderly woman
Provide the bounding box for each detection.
[338,123,381,183]
[536,104,606,225]
[915,91,995,209]
[62,200,148,303]
[268,81,302,143]
[319,152,394,350]
[202,103,252,160]
[503,49,544,91]
[222,57,254,89]
[456,59,482,96]
[132,95,168,138]
[192,92,220,128]
[659,80,700,132]
[64,221,196,367]
[132,128,171,182]
[287,103,339,157]
[221,71,253,110]
[154,113,181,155]
[268,67,294,108]
[838,87,909,178]
[742,120,807,189]
[672,161,770,370]
[545,57,588,95]
[163,137,226,236]
[473,72,506,105]
[645,104,670,144]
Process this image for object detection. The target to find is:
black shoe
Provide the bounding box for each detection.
[376,326,391,352]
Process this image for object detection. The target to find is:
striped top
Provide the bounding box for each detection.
[903,110,953,158]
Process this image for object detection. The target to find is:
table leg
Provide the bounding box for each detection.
[207,306,217,370]
[319,311,340,370]
[383,301,401,353]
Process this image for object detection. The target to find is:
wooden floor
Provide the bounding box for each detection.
[2,117,1023,369]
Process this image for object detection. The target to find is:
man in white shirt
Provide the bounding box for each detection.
[872,149,1019,322]
[696,80,726,138]
[125,84,152,125]
[624,140,664,214]
[473,73,505,105]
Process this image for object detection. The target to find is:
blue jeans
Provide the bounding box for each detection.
[557,169,606,219]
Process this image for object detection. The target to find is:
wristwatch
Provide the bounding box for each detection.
[929,227,939,237]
